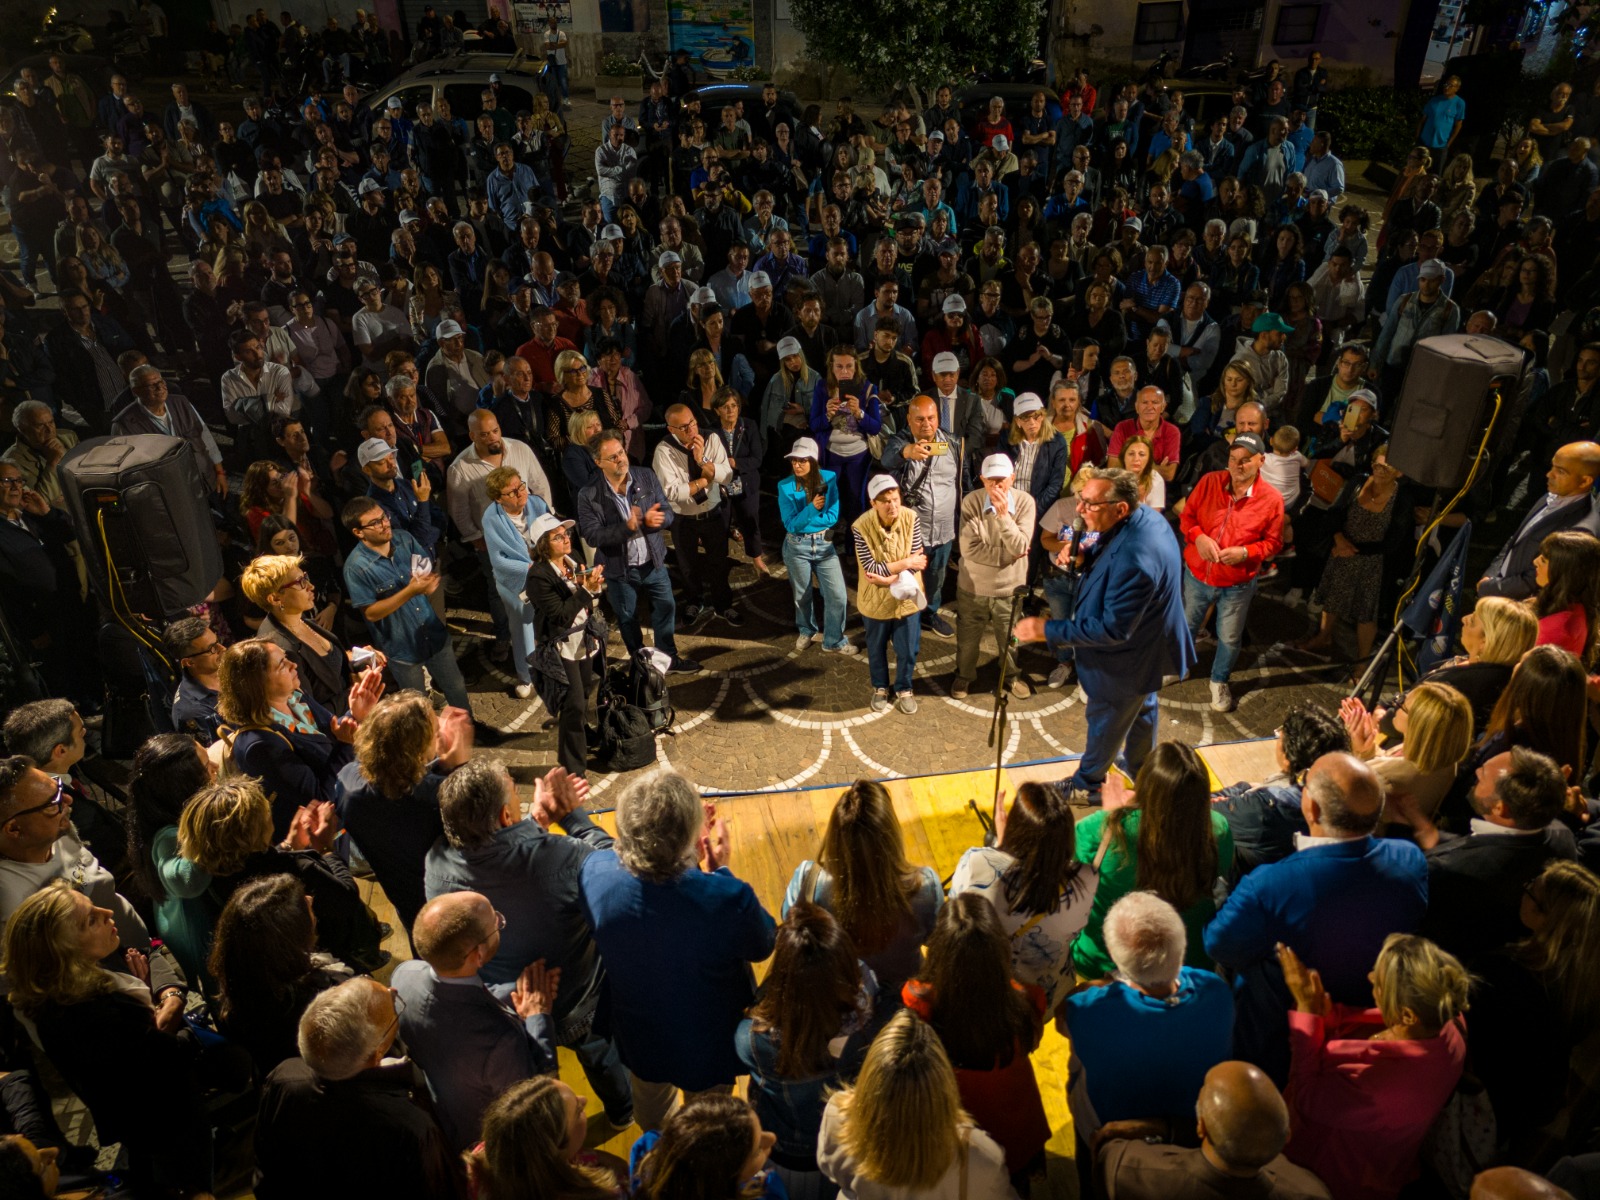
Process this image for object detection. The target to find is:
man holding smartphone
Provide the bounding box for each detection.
[343,495,482,727]
[360,437,443,617]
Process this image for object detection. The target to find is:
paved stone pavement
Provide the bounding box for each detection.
[456,544,1351,800]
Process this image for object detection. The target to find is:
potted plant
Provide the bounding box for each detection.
[595,53,644,101]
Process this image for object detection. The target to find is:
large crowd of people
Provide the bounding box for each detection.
[3,19,1600,1200]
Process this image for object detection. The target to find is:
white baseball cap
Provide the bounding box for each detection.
[748,270,772,289]
[658,249,682,267]
[942,295,967,314]
[693,286,717,305]
[867,474,900,501]
[786,436,820,459]
[436,319,464,339]
[398,209,420,225]
[931,351,960,373]
[992,134,1010,153]
[1012,393,1044,416]
[776,336,802,358]
[600,223,625,240]
[357,437,396,467]
[980,453,1014,479]
[385,96,403,109]
[357,177,382,195]
[528,513,576,543]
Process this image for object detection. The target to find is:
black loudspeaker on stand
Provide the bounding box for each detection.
[58,435,224,623]
[1384,334,1526,491]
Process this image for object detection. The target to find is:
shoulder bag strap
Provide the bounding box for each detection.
[1091,818,1115,872]
[800,860,820,903]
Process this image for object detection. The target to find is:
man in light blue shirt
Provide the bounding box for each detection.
[1300,130,1346,200]
[1418,76,1466,157]
[483,141,539,230]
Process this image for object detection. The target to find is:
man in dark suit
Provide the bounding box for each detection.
[1205,751,1427,1084]
[391,891,558,1151]
[1014,466,1196,800]
[1414,747,1576,966]
[575,429,701,673]
[1479,441,1600,600]
[255,978,456,1197]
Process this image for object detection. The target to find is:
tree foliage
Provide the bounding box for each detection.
[788,0,1047,96]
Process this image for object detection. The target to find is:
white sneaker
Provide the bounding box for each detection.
[1048,663,1074,689]
[794,634,812,651]
[824,641,859,656]
[510,682,534,699]
[1210,681,1235,712]
[1161,673,1183,687]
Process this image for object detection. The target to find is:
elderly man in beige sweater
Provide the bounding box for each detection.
[952,452,1037,700]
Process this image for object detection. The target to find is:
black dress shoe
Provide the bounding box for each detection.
[473,721,508,746]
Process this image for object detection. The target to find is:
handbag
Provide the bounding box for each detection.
[1422,1061,1498,1198]
[1310,457,1346,505]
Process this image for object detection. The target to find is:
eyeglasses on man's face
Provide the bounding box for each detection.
[9,779,67,822]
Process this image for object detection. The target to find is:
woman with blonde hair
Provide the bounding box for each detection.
[547,348,621,451]
[818,1009,1017,1199]
[337,693,473,932]
[245,551,350,711]
[783,779,943,1002]
[75,223,130,294]
[682,346,725,419]
[1437,152,1478,220]
[811,343,883,521]
[178,776,386,970]
[1005,392,1067,517]
[241,199,292,257]
[468,1077,625,1200]
[2,882,224,1198]
[1278,934,1469,1200]
[1413,594,1537,736]
[1339,681,1474,824]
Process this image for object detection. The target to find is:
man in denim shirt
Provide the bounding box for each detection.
[342,495,474,714]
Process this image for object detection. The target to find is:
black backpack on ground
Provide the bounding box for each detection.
[627,647,675,734]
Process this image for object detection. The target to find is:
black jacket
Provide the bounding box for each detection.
[255,1057,456,1200]
[527,556,601,646]
[1421,823,1577,965]
[0,508,81,641]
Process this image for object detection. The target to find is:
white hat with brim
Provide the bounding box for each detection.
[1012,393,1044,416]
[786,437,820,459]
[436,319,464,339]
[981,453,1014,478]
[357,437,396,467]
[867,474,900,501]
[528,513,576,543]
[776,336,802,358]
[931,351,960,373]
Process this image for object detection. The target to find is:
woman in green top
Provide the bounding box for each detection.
[1071,741,1234,980]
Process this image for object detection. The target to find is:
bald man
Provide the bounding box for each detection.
[390,891,559,1150]
[1480,441,1600,600]
[1473,1167,1574,1200]
[1206,752,1428,1084]
[1097,1061,1331,1198]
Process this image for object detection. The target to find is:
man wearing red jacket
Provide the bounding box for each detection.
[1179,432,1283,713]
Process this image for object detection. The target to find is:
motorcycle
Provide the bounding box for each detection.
[34,8,95,54]
[1187,49,1237,80]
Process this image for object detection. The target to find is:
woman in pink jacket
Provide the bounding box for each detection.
[1277,935,1469,1200]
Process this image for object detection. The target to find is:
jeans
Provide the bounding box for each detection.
[551,61,570,101]
[924,538,954,613]
[599,194,620,223]
[955,589,1020,682]
[1042,574,1078,664]
[605,561,679,658]
[1183,573,1258,683]
[473,547,511,642]
[862,612,920,693]
[1076,689,1160,796]
[388,639,473,713]
[571,1030,634,1125]
[783,532,848,647]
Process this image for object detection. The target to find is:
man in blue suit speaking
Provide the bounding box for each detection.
[1015,467,1195,801]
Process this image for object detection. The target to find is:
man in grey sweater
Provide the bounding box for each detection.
[952,453,1037,700]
